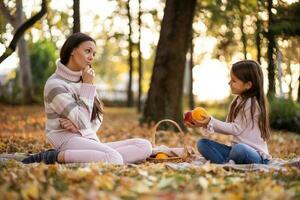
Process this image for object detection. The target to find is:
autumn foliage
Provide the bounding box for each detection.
[0,105,299,199]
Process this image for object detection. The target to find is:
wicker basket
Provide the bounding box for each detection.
[146,119,194,163]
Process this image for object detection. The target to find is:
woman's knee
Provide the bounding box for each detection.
[105,149,123,164]
[131,138,152,158]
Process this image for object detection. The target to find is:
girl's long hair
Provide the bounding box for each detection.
[227,60,270,141]
[60,32,104,121]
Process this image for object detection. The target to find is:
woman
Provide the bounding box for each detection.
[22,32,152,164]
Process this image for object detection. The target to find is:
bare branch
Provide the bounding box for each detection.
[0,0,47,64]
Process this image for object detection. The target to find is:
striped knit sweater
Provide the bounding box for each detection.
[44,61,101,148]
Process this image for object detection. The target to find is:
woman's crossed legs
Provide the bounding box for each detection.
[59,136,152,164]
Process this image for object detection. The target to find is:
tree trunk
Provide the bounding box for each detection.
[189,33,194,110]
[17,36,33,103]
[256,0,262,64]
[267,0,276,97]
[240,15,247,59]
[256,28,261,64]
[16,1,33,103]
[73,0,80,33]
[126,0,134,107]
[276,42,283,98]
[298,74,300,102]
[142,0,196,127]
[0,0,47,103]
[286,60,292,99]
[137,0,143,113]
[46,12,54,41]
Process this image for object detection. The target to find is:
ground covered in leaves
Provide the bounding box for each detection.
[0,105,299,199]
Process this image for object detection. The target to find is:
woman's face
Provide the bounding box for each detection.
[229,71,252,95]
[68,41,96,71]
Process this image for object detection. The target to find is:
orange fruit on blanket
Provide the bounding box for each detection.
[192,107,208,121]
[155,153,169,159]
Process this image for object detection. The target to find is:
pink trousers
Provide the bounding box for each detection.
[49,134,152,164]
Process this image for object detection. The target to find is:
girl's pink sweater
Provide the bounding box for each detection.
[207,97,271,159]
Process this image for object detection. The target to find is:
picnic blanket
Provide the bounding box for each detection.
[165,156,300,172]
[0,151,299,172]
[151,145,300,171]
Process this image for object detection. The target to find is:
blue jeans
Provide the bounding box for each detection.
[197,138,269,164]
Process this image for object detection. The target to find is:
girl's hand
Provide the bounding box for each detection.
[192,116,211,128]
[184,121,197,128]
[59,118,79,133]
[82,66,95,84]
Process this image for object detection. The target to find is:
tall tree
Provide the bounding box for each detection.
[239,14,247,59]
[267,0,276,97]
[200,0,255,62]
[188,32,195,110]
[126,0,134,107]
[142,0,196,127]
[137,0,143,113]
[256,0,262,64]
[0,0,47,103]
[297,75,300,103]
[272,1,300,100]
[230,0,255,60]
[271,1,300,37]
[73,0,80,33]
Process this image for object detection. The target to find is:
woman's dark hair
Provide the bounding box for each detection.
[60,32,96,65]
[227,60,271,141]
[60,32,104,121]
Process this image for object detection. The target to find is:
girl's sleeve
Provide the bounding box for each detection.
[207,105,255,136]
[45,83,96,137]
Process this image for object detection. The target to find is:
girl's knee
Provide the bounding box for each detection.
[197,138,211,152]
[229,143,248,160]
[232,143,248,153]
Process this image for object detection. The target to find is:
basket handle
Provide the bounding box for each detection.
[151,119,188,157]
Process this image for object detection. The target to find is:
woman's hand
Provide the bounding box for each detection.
[82,66,95,84]
[59,118,79,133]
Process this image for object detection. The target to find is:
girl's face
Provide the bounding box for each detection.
[69,41,96,71]
[229,72,252,95]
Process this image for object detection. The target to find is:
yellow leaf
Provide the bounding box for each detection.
[198,176,209,189]
[132,181,150,193]
[21,181,39,200]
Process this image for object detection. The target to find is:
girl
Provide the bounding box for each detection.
[186,60,271,164]
[22,32,152,164]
